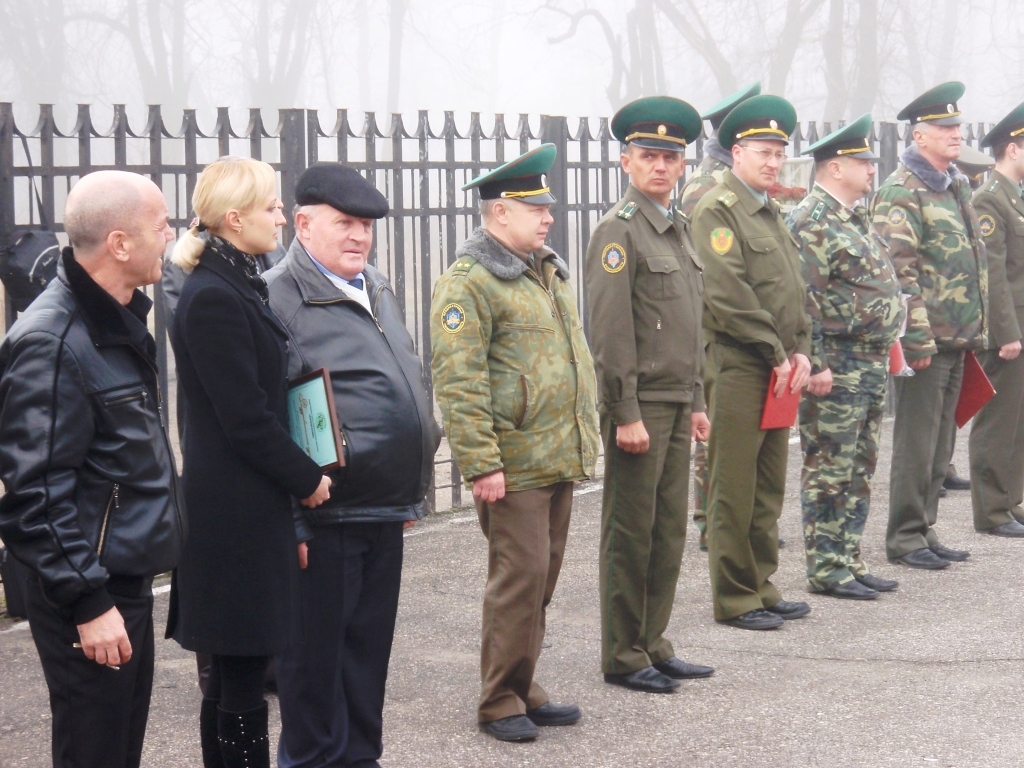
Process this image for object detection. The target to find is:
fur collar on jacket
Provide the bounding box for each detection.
[901,143,968,192]
[457,228,570,282]
[705,135,733,167]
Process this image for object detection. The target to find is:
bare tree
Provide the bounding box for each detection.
[0,0,68,104]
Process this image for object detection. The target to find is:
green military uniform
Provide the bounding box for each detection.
[969,102,1024,533]
[690,95,812,622]
[430,145,599,726]
[870,83,989,563]
[679,83,760,539]
[585,97,707,678]
[785,115,904,593]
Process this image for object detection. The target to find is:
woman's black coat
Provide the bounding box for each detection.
[167,246,323,656]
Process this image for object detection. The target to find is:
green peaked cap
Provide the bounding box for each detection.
[717,94,797,150]
[611,96,702,152]
[897,82,965,125]
[801,114,877,160]
[703,82,762,130]
[462,143,557,204]
[980,99,1024,148]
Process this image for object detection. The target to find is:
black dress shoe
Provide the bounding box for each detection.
[930,542,969,561]
[856,573,898,592]
[479,715,538,742]
[982,520,1024,538]
[604,666,680,693]
[653,656,714,679]
[891,548,950,569]
[816,580,878,600]
[718,609,783,630]
[943,473,971,491]
[525,701,581,726]
[765,600,811,619]
[939,487,948,498]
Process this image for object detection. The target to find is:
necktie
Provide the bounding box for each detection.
[347,277,364,291]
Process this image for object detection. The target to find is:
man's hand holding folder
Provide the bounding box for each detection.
[761,353,811,431]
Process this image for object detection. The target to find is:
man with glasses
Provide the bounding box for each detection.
[871,82,988,569]
[691,95,813,631]
[680,82,761,553]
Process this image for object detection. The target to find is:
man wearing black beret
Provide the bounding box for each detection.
[264,163,440,768]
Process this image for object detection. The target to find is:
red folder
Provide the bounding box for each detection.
[955,351,996,428]
[760,370,802,430]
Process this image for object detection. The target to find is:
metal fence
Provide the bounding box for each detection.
[0,104,994,510]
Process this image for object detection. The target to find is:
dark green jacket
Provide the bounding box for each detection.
[691,169,812,366]
[972,169,1024,348]
[584,184,706,425]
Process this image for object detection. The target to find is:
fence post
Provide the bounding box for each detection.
[540,115,569,264]
[877,121,899,183]
[0,104,14,330]
[279,109,307,245]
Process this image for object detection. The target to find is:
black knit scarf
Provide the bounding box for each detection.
[205,235,270,304]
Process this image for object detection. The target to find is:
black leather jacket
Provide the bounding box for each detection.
[264,238,440,524]
[0,250,185,622]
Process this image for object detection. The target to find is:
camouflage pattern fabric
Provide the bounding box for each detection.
[679,154,729,220]
[870,149,988,360]
[430,228,599,492]
[788,185,904,588]
[798,360,888,588]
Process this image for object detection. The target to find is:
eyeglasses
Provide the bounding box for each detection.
[739,144,788,163]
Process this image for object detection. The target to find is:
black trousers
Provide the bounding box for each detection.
[276,521,404,768]
[25,575,155,768]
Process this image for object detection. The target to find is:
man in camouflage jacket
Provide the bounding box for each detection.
[787,116,904,600]
[430,145,598,743]
[871,83,988,570]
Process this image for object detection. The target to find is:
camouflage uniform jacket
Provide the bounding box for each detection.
[786,184,903,372]
[430,227,599,492]
[679,149,729,219]
[972,170,1024,347]
[691,169,812,366]
[584,184,706,425]
[870,144,988,360]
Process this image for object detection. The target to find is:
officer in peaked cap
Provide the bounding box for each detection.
[968,101,1024,537]
[690,94,814,630]
[680,82,762,553]
[786,115,904,601]
[871,82,988,570]
[430,144,599,742]
[585,96,714,694]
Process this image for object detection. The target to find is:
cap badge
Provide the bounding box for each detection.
[947,104,955,112]
[657,124,668,136]
[769,119,778,130]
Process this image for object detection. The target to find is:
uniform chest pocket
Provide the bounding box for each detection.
[745,236,784,286]
[1013,222,1024,237]
[641,255,685,300]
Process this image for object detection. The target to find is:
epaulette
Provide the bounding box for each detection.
[809,201,826,222]
[717,190,738,207]
[617,201,638,220]
[450,256,477,276]
[986,178,999,193]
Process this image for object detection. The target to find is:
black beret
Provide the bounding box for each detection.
[294,164,389,219]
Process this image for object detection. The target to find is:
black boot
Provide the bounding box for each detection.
[218,702,270,768]
[200,698,225,768]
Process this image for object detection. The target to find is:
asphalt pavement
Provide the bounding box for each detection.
[2,423,1022,767]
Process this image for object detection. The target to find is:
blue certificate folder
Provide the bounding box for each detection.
[287,368,345,470]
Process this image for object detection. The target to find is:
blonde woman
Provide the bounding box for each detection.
[166,157,331,768]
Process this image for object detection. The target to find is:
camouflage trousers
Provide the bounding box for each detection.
[799,357,888,590]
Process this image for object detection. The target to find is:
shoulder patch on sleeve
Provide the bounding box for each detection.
[979,214,996,237]
[810,201,826,222]
[440,302,467,334]
[601,243,627,273]
[617,201,638,220]
[710,228,734,255]
[717,190,739,207]
[887,206,908,226]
